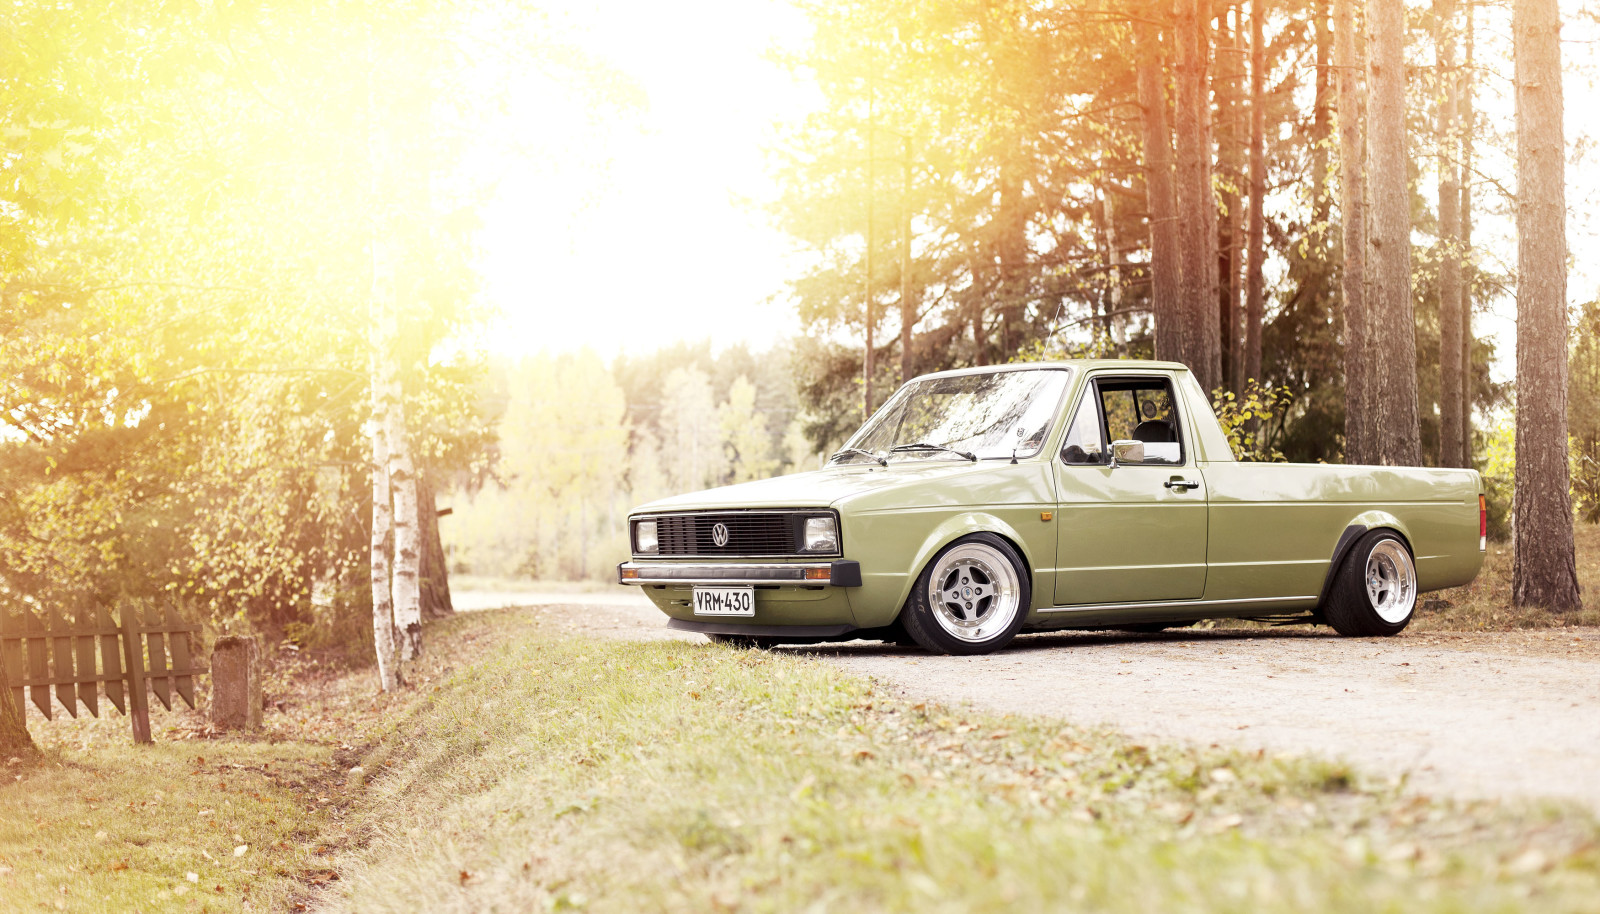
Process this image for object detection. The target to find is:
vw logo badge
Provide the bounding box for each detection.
[711,523,730,547]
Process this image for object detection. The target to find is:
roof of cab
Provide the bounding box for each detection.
[909,359,1192,382]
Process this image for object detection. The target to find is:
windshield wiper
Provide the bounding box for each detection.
[829,447,887,466]
[888,442,978,462]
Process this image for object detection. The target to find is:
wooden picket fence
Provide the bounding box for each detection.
[0,604,207,744]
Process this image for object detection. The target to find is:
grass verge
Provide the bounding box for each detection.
[0,612,508,913]
[322,610,1600,913]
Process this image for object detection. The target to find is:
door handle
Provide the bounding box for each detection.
[1164,478,1201,490]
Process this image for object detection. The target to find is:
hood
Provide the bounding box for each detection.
[631,460,1012,514]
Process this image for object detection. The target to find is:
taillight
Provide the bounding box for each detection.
[1479,494,1487,551]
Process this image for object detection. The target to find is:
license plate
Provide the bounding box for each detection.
[693,587,755,617]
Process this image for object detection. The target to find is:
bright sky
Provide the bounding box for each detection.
[471,0,816,361]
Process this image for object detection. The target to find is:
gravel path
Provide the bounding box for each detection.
[469,588,1600,812]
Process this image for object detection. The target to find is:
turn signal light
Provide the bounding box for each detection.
[620,567,640,580]
[804,567,831,581]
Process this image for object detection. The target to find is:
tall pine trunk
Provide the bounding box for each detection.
[1334,0,1371,463]
[1511,0,1581,611]
[1437,0,1465,468]
[1243,0,1268,386]
[1458,0,1475,467]
[1136,8,1184,364]
[1218,7,1244,393]
[1175,0,1219,392]
[1366,0,1422,466]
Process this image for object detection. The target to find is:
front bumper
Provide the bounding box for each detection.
[617,559,863,587]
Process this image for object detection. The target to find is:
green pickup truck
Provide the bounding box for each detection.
[619,360,1487,655]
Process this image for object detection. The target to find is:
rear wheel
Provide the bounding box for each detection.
[1324,530,1417,637]
[902,534,1030,655]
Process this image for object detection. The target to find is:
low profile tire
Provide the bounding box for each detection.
[705,633,781,650]
[902,534,1031,656]
[1324,529,1418,637]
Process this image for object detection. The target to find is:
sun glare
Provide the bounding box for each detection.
[469,0,817,360]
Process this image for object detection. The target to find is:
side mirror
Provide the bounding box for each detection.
[1110,439,1145,467]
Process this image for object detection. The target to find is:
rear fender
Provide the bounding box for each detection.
[1315,511,1414,608]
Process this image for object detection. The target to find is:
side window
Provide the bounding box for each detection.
[1097,378,1184,465]
[1060,392,1105,465]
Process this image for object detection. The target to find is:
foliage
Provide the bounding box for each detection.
[1212,381,1295,462]
[447,346,819,582]
[0,2,498,646]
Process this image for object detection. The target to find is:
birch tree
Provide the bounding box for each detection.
[1511,0,1581,610]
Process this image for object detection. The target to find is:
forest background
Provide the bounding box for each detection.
[4,0,1600,670]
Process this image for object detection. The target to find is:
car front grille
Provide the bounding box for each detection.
[643,512,834,557]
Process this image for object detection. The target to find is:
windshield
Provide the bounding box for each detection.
[836,368,1072,462]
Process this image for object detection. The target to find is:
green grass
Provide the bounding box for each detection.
[0,735,338,912]
[321,610,1600,913]
[0,611,513,913]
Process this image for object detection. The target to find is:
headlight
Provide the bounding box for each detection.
[634,520,658,554]
[801,516,839,553]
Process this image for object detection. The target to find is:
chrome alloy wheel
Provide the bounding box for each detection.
[927,542,1022,643]
[1364,538,1417,624]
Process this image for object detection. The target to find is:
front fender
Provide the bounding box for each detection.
[845,509,1046,628]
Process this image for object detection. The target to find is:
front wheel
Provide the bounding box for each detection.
[1324,530,1417,637]
[902,534,1031,655]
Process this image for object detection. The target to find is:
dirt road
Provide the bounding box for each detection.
[474,588,1600,813]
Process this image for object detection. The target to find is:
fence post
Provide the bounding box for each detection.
[119,606,152,745]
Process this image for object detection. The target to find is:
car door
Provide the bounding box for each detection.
[1052,373,1209,605]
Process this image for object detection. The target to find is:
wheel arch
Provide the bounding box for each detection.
[892,513,1036,617]
[1315,512,1415,609]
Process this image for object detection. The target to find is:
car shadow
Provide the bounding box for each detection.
[790,625,1341,658]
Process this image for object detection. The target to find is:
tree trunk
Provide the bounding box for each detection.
[418,474,455,621]
[1136,7,1184,365]
[1244,0,1267,386]
[1458,0,1475,467]
[0,648,33,755]
[368,311,398,692]
[864,83,876,416]
[1219,6,1244,393]
[1512,0,1581,611]
[900,135,915,384]
[997,162,1027,360]
[1365,0,1422,466]
[367,34,401,692]
[1311,0,1334,228]
[1175,0,1219,392]
[1334,0,1370,463]
[1437,0,1464,468]
[387,390,423,659]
